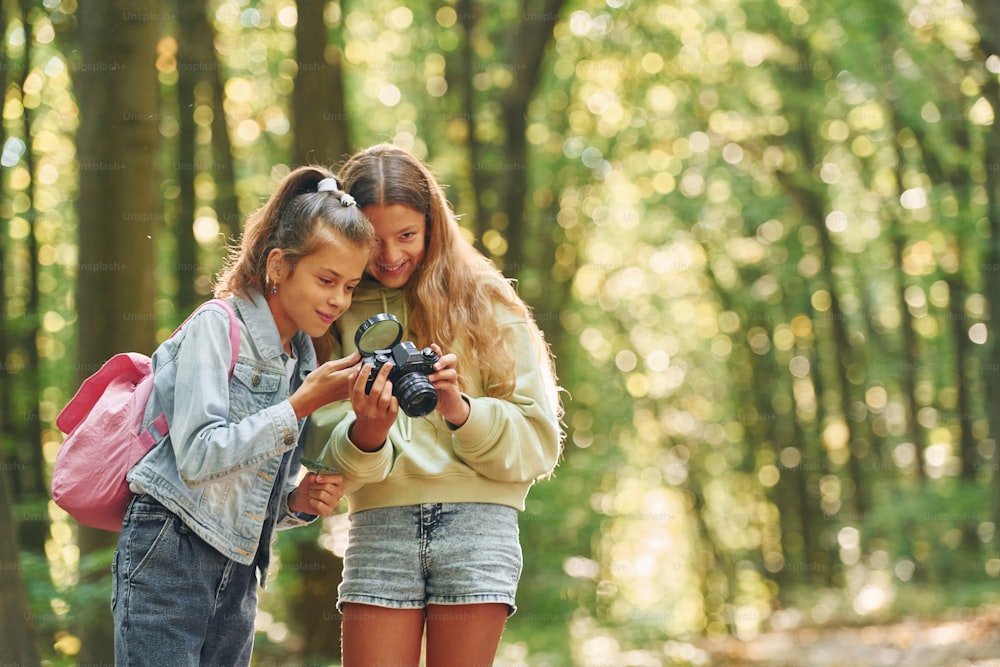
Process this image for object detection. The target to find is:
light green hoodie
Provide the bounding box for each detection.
[304,280,561,514]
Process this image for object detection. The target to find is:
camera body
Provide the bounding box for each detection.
[357,315,440,418]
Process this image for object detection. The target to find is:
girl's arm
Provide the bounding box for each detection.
[317,362,396,484]
[169,310,364,486]
[447,318,562,483]
[167,308,300,486]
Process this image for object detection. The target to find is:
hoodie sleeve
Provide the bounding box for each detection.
[309,403,394,487]
[449,316,562,483]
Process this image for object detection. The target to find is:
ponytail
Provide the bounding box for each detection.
[215,166,374,299]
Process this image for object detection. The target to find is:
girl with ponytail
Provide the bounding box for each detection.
[114,166,378,666]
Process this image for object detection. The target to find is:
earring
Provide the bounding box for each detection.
[271,285,278,295]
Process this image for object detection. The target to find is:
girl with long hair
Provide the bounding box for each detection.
[307,144,563,666]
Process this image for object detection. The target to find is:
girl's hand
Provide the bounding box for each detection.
[428,344,470,428]
[347,361,397,451]
[288,473,344,516]
[289,352,361,418]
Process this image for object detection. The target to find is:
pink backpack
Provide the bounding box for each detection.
[52,299,241,532]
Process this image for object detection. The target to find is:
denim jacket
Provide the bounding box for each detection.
[127,291,316,567]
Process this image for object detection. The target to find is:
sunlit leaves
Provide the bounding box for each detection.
[546,0,1000,648]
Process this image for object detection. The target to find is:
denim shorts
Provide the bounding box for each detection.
[339,503,522,615]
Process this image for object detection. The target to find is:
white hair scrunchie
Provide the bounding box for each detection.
[317,177,340,193]
[340,193,356,207]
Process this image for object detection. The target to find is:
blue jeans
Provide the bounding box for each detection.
[112,495,258,666]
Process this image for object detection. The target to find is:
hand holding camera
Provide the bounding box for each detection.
[348,314,468,450]
[423,343,469,428]
[355,314,440,418]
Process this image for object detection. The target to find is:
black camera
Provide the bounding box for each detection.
[355,313,439,418]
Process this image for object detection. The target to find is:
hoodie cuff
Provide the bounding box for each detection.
[450,396,500,455]
[331,418,394,478]
[446,395,473,431]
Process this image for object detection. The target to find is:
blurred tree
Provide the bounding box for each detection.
[7,0,48,557]
[173,0,239,310]
[0,467,41,666]
[293,0,350,166]
[71,0,162,661]
[493,0,565,273]
[866,14,926,483]
[1,3,56,657]
[773,93,870,525]
[880,3,985,554]
[0,0,10,490]
[204,26,240,248]
[454,0,565,269]
[175,0,207,312]
[968,0,1000,539]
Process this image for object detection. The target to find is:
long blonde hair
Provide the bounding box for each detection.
[338,144,560,409]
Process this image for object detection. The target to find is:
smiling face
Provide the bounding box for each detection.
[361,203,427,289]
[267,229,369,350]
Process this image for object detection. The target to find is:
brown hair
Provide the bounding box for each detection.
[214,165,374,299]
[337,144,560,412]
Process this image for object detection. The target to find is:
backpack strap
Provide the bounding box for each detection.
[208,298,241,375]
[145,299,241,443]
[170,298,241,375]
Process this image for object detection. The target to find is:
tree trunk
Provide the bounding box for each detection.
[174,0,238,307]
[983,77,1000,542]
[174,0,202,313]
[0,467,41,666]
[207,24,240,240]
[293,0,350,166]
[799,329,838,586]
[456,0,486,252]
[493,0,564,274]
[965,0,1000,544]
[787,379,824,586]
[0,0,10,477]
[892,236,926,479]
[72,1,162,661]
[452,0,563,267]
[948,278,977,485]
[7,0,48,557]
[774,157,868,521]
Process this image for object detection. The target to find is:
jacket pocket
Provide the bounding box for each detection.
[229,362,284,420]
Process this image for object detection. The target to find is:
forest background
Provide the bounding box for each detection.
[3,0,1000,665]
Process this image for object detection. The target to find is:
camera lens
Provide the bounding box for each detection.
[394,373,438,418]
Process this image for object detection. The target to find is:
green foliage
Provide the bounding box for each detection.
[865,480,993,578]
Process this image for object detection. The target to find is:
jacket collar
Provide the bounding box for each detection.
[231,290,317,370]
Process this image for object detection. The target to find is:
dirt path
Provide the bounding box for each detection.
[699,609,1000,666]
